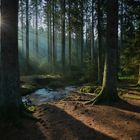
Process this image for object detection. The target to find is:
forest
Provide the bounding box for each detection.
[0,0,140,140]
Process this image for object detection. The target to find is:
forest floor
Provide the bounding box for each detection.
[0,76,140,140]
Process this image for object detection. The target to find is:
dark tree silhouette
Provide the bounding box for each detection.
[87,0,120,104]
[0,0,22,118]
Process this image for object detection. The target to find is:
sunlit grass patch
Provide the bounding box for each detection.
[122,94,140,100]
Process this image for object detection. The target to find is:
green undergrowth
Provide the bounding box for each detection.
[80,86,95,93]
[20,83,39,96]
[79,85,101,94]
[23,103,36,113]
[122,94,140,100]
[119,76,135,80]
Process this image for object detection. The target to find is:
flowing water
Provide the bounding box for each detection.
[22,86,76,105]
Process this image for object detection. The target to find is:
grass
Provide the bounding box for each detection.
[20,83,39,96]
[122,94,140,100]
[119,76,135,80]
[80,86,95,93]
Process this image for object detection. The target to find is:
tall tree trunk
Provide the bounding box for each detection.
[118,0,124,77]
[85,3,88,49]
[21,0,24,54]
[68,0,71,67]
[26,0,29,72]
[120,0,124,48]
[80,1,84,65]
[76,32,79,64]
[52,0,56,72]
[0,0,22,118]
[97,0,103,84]
[91,0,95,64]
[33,11,35,49]
[88,0,119,104]
[49,3,52,71]
[61,0,66,72]
[35,0,39,56]
[47,4,50,64]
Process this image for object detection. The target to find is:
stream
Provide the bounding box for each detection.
[22,86,76,105]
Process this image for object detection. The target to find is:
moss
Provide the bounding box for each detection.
[119,76,135,80]
[85,86,120,105]
[80,86,95,93]
[27,106,36,112]
[122,94,140,100]
[20,84,39,96]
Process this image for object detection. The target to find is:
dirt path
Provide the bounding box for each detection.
[1,84,140,140]
[34,104,114,140]
[1,98,140,140]
[32,92,140,140]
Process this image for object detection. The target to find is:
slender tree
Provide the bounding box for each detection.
[52,0,56,71]
[97,0,103,84]
[26,0,29,72]
[20,0,25,54]
[68,0,72,67]
[90,0,95,64]
[61,0,66,72]
[80,0,84,65]
[35,0,39,56]
[49,1,52,71]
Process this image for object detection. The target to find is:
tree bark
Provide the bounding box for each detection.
[97,0,103,84]
[0,0,22,118]
[49,2,52,72]
[35,0,39,56]
[80,0,84,65]
[21,0,24,54]
[88,0,119,104]
[61,0,66,72]
[68,0,71,67]
[91,0,95,64]
[47,3,50,64]
[52,0,56,72]
[26,0,29,72]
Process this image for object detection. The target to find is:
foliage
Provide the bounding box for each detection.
[80,86,95,93]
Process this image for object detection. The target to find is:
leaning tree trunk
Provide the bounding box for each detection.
[0,0,22,118]
[88,0,120,104]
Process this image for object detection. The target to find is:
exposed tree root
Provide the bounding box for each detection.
[136,83,140,87]
[85,88,120,105]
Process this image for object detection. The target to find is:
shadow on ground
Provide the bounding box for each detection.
[0,119,46,140]
[111,99,140,113]
[36,104,115,140]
